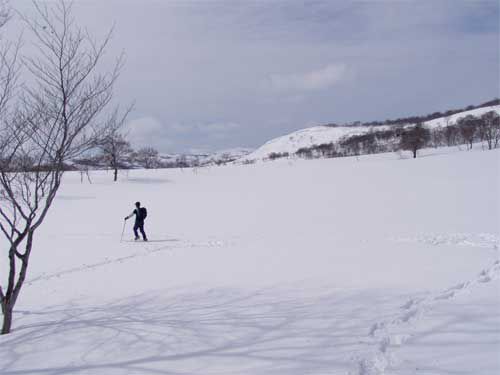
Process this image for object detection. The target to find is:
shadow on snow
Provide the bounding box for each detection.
[0,287,401,375]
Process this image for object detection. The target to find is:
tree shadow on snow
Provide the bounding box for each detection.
[0,286,404,375]
[3,286,497,375]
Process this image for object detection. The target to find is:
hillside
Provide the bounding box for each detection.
[241,104,500,162]
[0,146,498,374]
[158,147,253,167]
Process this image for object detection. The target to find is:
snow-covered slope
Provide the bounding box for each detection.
[242,105,500,161]
[159,147,253,166]
[0,146,498,374]
[199,147,253,165]
[242,125,389,161]
[425,104,500,129]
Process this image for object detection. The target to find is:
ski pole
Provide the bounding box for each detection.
[120,219,126,242]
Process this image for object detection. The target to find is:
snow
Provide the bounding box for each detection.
[424,104,500,129]
[159,147,253,166]
[241,105,500,161]
[0,146,499,374]
[241,125,386,161]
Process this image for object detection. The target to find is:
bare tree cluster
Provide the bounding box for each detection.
[98,108,133,181]
[477,111,500,150]
[267,151,290,160]
[0,1,129,334]
[293,111,499,161]
[334,98,499,128]
[134,147,160,169]
[398,123,431,158]
[430,111,500,150]
[78,142,164,176]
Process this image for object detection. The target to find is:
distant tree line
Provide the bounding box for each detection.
[324,98,499,129]
[72,142,246,178]
[275,110,499,161]
[74,144,164,176]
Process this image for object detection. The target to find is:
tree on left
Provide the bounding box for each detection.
[0,1,129,334]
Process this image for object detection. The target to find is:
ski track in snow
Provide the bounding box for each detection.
[355,232,500,375]
[26,232,500,374]
[26,239,229,286]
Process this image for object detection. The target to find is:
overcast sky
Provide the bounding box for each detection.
[10,0,500,153]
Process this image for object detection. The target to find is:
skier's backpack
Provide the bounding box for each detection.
[140,207,147,220]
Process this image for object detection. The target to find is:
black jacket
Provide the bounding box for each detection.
[128,207,147,223]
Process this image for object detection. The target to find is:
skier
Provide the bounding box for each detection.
[124,201,148,241]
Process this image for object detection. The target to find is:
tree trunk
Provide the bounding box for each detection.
[413,149,417,158]
[112,155,118,182]
[1,232,35,335]
[2,247,16,335]
[1,302,12,334]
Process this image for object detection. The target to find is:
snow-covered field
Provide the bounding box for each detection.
[0,146,499,375]
[243,105,500,161]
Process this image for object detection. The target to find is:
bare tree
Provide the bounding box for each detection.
[79,164,93,184]
[0,1,126,334]
[430,125,444,148]
[443,125,459,147]
[99,107,133,181]
[176,154,189,169]
[399,123,430,158]
[478,111,500,150]
[0,6,19,121]
[136,146,160,169]
[439,116,457,147]
[100,133,132,181]
[457,115,479,150]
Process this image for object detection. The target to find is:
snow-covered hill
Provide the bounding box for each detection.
[241,104,500,162]
[0,146,498,374]
[424,104,500,129]
[72,148,253,171]
[153,148,254,167]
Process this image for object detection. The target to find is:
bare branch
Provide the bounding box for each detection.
[0,0,130,334]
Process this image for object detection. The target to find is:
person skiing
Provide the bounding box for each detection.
[125,201,148,241]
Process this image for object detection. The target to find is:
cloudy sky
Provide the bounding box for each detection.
[10,0,500,153]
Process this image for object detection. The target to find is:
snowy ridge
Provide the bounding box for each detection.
[242,125,388,161]
[159,147,253,166]
[424,105,500,129]
[241,105,500,162]
[198,147,253,165]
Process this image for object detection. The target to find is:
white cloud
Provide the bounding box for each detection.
[126,116,163,138]
[124,116,172,149]
[268,63,347,92]
[164,121,240,135]
[124,117,242,152]
[25,0,493,153]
